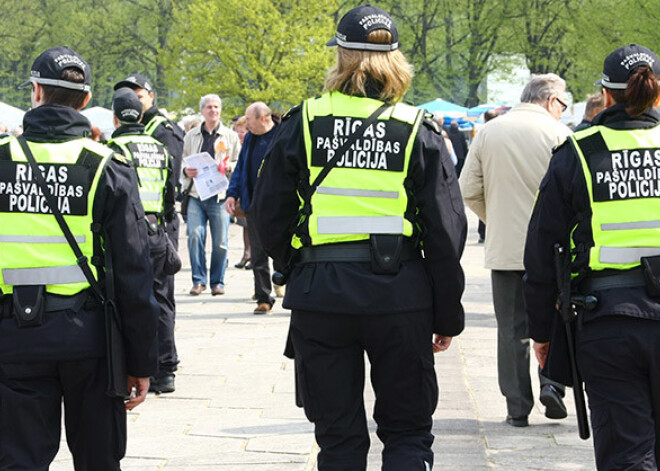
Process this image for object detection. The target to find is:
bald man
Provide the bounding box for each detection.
[226,102,280,314]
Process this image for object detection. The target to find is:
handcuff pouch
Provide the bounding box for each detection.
[370,235,403,275]
[12,285,45,328]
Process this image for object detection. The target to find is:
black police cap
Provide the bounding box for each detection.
[17,46,91,92]
[596,44,660,89]
[113,74,153,93]
[112,88,143,123]
[326,4,399,52]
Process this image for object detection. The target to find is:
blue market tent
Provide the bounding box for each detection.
[418,98,468,117]
[467,102,510,117]
[417,98,473,130]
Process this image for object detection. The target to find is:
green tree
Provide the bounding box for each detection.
[383,0,512,106]
[0,0,179,110]
[163,0,338,119]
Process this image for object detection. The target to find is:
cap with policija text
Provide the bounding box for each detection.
[597,44,660,89]
[17,46,91,92]
[113,74,153,93]
[326,4,398,52]
[112,88,143,123]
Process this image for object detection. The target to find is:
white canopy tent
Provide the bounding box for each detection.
[81,106,115,139]
[0,101,26,131]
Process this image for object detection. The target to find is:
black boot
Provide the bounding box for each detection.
[149,371,175,394]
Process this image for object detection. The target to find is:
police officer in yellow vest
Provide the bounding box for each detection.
[252,6,467,470]
[107,87,180,394]
[524,44,660,469]
[113,74,184,201]
[0,47,158,470]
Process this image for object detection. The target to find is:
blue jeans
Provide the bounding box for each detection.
[186,196,230,288]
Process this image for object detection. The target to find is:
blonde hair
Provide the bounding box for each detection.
[234,115,247,128]
[324,30,413,103]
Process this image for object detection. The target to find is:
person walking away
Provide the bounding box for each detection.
[251,6,467,469]
[525,44,660,469]
[0,46,158,470]
[460,73,572,427]
[107,87,181,394]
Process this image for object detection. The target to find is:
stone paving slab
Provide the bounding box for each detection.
[50,210,596,470]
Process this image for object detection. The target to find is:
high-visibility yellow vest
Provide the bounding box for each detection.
[293,92,423,248]
[144,115,168,137]
[571,124,660,271]
[0,135,113,295]
[107,134,169,214]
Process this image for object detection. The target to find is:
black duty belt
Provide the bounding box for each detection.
[299,242,421,263]
[580,268,646,292]
[1,291,95,318]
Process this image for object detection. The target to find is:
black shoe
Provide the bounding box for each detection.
[505,415,529,427]
[540,384,567,419]
[244,262,253,270]
[149,372,175,394]
[234,257,250,269]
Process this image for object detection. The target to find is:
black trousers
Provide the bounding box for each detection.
[151,223,178,374]
[0,357,126,471]
[578,315,660,470]
[290,309,438,471]
[246,213,274,306]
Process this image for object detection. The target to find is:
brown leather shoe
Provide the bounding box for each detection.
[211,286,225,296]
[189,284,206,295]
[253,303,272,315]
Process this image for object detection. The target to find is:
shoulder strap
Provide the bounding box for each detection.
[304,103,390,204]
[17,136,106,304]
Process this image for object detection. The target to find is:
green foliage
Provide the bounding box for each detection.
[162,0,338,119]
[2,0,660,119]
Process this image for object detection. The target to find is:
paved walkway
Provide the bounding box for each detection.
[53,212,597,470]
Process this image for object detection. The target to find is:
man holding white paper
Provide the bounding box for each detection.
[182,94,240,296]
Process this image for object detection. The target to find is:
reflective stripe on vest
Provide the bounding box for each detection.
[294,92,422,248]
[0,235,86,243]
[571,124,660,271]
[0,136,112,295]
[144,115,168,137]
[107,134,169,214]
[3,265,86,285]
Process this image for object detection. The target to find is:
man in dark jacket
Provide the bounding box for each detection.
[0,46,158,471]
[226,102,279,314]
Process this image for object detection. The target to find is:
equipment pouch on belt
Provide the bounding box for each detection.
[12,285,45,328]
[370,235,403,275]
[641,255,660,297]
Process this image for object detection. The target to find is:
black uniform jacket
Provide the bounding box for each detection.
[109,123,175,221]
[143,106,184,194]
[252,104,467,337]
[524,104,660,345]
[0,105,159,378]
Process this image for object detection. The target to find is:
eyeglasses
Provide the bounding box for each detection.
[556,97,568,113]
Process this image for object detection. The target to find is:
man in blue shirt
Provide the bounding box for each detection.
[226,102,279,314]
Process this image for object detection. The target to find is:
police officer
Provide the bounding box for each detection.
[524,44,660,470]
[113,75,183,308]
[107,87,180,394]
[251,6,466,470]
[113,74,184,203]
[0,47,158,470]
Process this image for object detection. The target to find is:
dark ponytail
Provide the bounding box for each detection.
[610,66,660,116]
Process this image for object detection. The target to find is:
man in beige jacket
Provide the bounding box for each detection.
[182,94,240,296]
[459,74,572,427]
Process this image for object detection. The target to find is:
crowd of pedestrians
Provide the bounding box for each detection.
[3,4,660,469]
